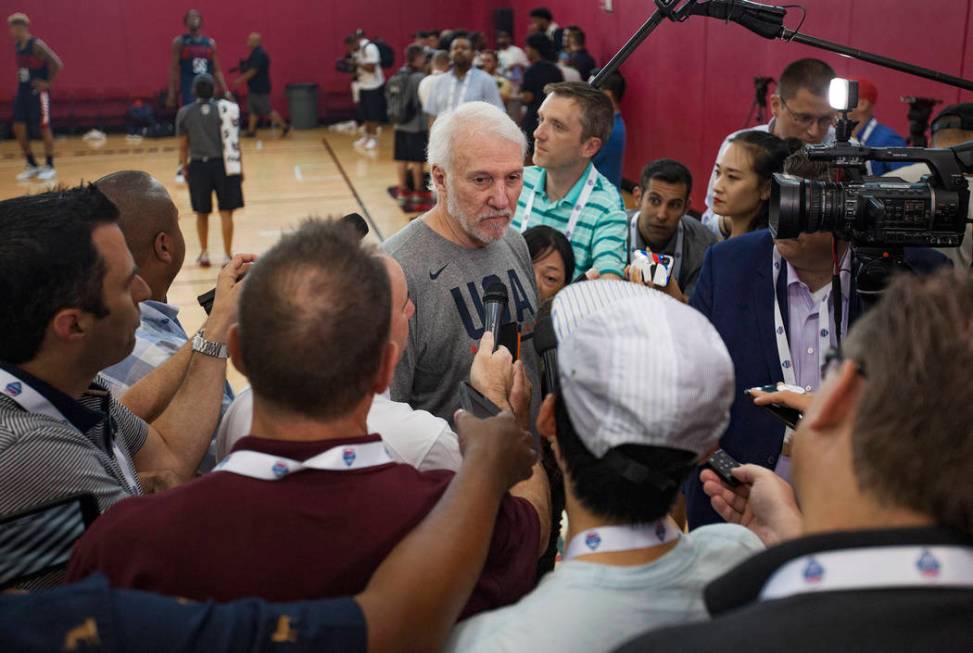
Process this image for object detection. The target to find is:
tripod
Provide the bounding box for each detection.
[744,76,774,128]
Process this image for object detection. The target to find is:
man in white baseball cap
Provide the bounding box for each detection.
[445,281,764,653]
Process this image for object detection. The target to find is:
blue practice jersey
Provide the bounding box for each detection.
[179,33,215,104]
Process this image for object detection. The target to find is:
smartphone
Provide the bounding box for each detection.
[457,381,502,419]
[0,493,99,589]
[197,288,217,315]
[704,449,742,487]
[745,384,803,430]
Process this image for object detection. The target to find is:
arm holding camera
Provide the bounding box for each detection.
[128,255,255,482]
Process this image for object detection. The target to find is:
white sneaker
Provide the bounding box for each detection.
[221,254,232,267]
[175,166,186,184]
[364,137,378,150]
[15,165,39,181]
[197,251,211,268]
[353,135,369,148]
[35,165,57,181]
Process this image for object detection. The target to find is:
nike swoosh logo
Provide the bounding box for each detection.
[429,263,449,280]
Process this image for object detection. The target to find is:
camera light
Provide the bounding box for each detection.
[829,78,859,112]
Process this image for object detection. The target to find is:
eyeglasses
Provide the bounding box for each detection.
[821,347,867,379]
[780,96,835,130]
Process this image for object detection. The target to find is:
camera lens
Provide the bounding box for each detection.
[770,174,805,239]
[770,174,841,239]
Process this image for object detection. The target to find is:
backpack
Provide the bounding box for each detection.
[385,68,418,125]
[371,38,395,69]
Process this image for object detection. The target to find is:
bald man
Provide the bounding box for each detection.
[232,33,289,137]
[97,170,236,472]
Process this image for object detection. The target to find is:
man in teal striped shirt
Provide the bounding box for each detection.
[512,82,628,279]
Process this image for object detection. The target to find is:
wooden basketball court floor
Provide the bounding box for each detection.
[0,127,413,389]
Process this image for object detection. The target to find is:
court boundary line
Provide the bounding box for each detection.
[320,136,384,242]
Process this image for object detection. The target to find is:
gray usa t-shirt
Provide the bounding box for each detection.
[382,219,541,424]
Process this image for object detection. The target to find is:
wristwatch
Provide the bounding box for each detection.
[192,329,229,359]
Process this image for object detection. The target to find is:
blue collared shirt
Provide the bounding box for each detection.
[102,301,234,411]
[423,68,504,116]
[101,301,233,470]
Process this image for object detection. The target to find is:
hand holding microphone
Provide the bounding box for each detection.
[482,279,509,353]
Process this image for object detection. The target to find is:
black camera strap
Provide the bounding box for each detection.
[832,237,843,351]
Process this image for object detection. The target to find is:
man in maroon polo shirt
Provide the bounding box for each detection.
[67,219,549,617]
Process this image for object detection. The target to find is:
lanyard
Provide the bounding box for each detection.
[447,72,472,112]
[629,215,684,282]
[771,247,846,391]
[520,165,599,242]
[215,441,394,481]
[861,118,878,175]
[760,545,973,601]
[0,368,139,493]
[564,518,681,561]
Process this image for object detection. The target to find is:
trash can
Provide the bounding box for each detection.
[286,83,319,129]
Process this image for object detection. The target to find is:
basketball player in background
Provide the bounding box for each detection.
[7,12,62,182]
[167,9,227,109]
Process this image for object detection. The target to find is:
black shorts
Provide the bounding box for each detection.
[13,88,51,130]
[393,130,428,163]
[187,158,244,214]
[247,92,272,117]
[358,86,387,123]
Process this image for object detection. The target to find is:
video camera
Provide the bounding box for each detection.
[335,55,356,74]
[770,78,972,250]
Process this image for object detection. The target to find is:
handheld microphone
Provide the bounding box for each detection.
[532,315,559,397]
[482,280,509,352]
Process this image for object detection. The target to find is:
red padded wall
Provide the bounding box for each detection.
[7,0,970,207]
[5,0,495,118]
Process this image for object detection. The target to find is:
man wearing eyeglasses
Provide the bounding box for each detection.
[683,150,949,530]
[701,58,837,238]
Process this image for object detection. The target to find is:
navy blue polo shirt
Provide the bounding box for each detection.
[0,574,366,652]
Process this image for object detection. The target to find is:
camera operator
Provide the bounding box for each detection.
[96,171,237,472]
[231,33,289,138]
[619,270,973,653]
[701,59,837,238]
[683,150,949,529]
[0,185,250,587]
[887,103,973,270]
[445,282,763,653]
[345,33,385,150]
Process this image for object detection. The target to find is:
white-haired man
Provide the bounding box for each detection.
[382,101,541,425]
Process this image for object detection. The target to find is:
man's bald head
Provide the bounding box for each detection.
[248,32,261,47]
[95,171,184,300]
[95,171,177,262]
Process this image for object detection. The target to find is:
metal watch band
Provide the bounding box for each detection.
[192,329,229,359]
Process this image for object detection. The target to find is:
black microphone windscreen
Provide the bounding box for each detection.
[532,315,558,355]
[483,280,509,305]
[340,213,369,239]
